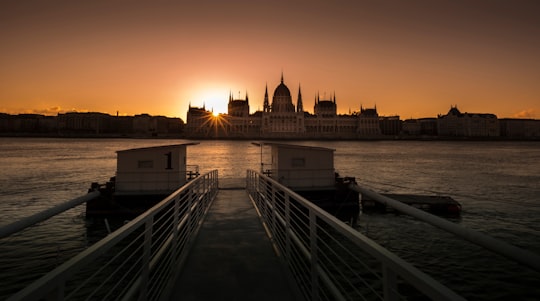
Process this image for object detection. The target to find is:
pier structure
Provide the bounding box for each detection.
[4,171,540,300]
[6,170,466,301]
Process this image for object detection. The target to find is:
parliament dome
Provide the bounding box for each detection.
[271,74,295,113]
[273,82,291,98]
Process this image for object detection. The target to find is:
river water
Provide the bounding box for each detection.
[0,138,539,299]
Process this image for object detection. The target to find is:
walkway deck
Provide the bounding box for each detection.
[170,188,297,301]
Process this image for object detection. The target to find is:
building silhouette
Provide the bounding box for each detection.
[183,75,540,139]
[185,74,385,139]
[437,106,499,137]
[0,112,183,137]
[1,76,539,139]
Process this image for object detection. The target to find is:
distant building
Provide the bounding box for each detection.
[402,119,421,136]
[132,114,183,136]
[304,93,360,139]
[0,113,11,132]
[185,105,212,137]
[313,93,336,117]
[379,115,402,136]
[0,113,55,133]
[261,75,306,138]
[23,114,55,133]
[304,93,356,139]
[418,118,438,136]
[226,92,255,138]
[500,118,540,138]
[56,112,183,136]
[357,106,382,136]
[228,92,250,117]
[184,74,390,139]
[400,118,436,137]
[57,112,113,134]
[437,106,499,137]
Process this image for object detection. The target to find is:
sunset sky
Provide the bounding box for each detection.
[1,0,539,121]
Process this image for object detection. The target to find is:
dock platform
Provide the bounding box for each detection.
[170,188,297,301]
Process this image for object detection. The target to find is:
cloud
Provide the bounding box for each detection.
[28,107,64,115]
[512,109,536,118]
[0,107,94,115]
[22,107,90,115]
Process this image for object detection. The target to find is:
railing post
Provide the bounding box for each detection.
[309,210,319,301]
[253,171,256,193]
[208,172,213,203]
[246,170,251,193]
[188,184,195,229]
[285,194,291,259]
[214,170,218,193]
[172,194,180,260]
[139,217,153,301]
[199,175,204,208]
[201,172,208,198]
[271,184,277,233]
[251,170,254,192]
[207,172,211,200]
[252,173,255,195]
[258,177,265,214]
[254,174,262,207]
[214,169,219,192]
[208,171,214,199]
[210,171,213,192]
[255,172,258,193]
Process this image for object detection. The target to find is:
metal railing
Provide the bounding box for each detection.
[186,165,200,179]
[246,169,465,301]
[0,191,100,239]
[9,170,219,301]
[351,184,540,273]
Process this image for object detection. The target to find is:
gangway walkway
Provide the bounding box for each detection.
[170,188,297,301]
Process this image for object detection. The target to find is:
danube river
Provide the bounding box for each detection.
[1,138,539,299]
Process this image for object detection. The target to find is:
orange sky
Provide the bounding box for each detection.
[1,0,539,121]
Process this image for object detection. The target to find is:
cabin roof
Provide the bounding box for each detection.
[117,143,199,154]
[253,142,334,152]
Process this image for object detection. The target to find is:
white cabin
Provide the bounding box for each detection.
[115,143,198,195]
[267,143,335,190]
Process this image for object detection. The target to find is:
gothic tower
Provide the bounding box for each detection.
[263,84,270,112]
[297,84,303,113]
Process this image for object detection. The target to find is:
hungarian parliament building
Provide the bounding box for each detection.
[186,75,397,139]
[185,75,537,139]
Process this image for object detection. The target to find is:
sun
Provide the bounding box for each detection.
[212,111,220,117]
[191,86,229,115]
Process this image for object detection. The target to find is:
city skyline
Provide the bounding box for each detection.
[1,1,539,121]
